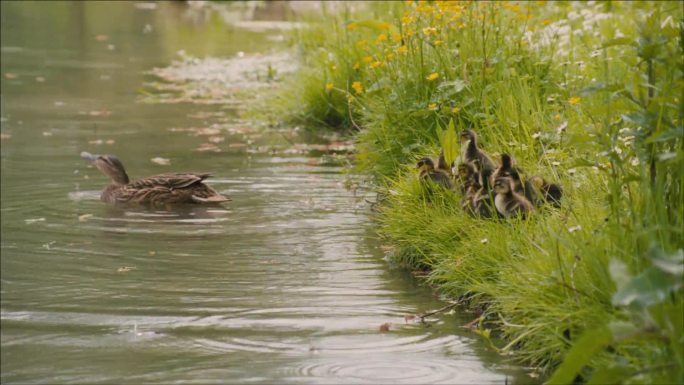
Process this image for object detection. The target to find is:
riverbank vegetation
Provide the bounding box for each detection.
[272,1,683,383]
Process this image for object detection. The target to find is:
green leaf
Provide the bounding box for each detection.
[612,265,681,308]
[442,119,458,166]
[650,248,684,276]
[609,259,632,291]
[545,326,613,385]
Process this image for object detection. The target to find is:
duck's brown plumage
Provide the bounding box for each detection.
[493,176,534,218]
[494,154,562,207]
[81,152,230,207]
[460,130,496,174]
[417,157,453,190]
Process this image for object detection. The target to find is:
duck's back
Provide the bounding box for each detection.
[114,173,228,207]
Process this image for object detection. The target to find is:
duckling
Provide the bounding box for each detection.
[492,153,540,205]
[528,175,563,207]
[456,162,478,195]
[493,176,534,218]
[81,152,230,207]
[416,157,453,190]
[470,168,498,218]
[460,130,496,174]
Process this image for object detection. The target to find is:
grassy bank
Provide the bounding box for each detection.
[274,1,683,383]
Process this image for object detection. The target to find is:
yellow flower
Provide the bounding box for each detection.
[375,34,388,44]
[356,40,368,48]
[426,72,440,81]
[325,83,334,92]
[568,96,581,105]
[352,81,363,94]
[362,55,374,64]
[422,27,438,36]
[347,22,358,31]
[386,53,396,61]
[401,14,415,26]
[452,107,461,113]
[352,62,360,70]
[428,103,439,111]
[370,60,383,69]
[542,19,552,26]
[392,32,402,44]
[433,40,444,46]
[396,45,408,55]
[554,113,561,121]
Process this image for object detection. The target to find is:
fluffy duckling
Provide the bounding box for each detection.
[528,175,563,207]
[460,130,496,174]
[470,168,497,218]
[494,154,563,207]
[493,153,540,205]
[493,176,534,218]
[417,157,453,190]
[456,162,478,195]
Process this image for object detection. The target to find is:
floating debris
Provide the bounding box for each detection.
[379,323,391,332]
[117,266,136,273]
[150,157,170,166]
[78,214,93,222]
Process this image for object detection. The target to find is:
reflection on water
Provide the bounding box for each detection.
[1,2,527,384]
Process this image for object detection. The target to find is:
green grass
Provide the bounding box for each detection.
[277,1,684,383]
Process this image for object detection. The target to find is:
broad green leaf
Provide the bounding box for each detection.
[545,326,613,385]
[612,266,681,308]
[650,248,684,276]
[442,119,458,166]
[609,259,632,291]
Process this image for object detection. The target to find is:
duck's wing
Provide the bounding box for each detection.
[127,173,212,190]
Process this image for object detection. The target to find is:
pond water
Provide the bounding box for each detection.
[1,2,526,384]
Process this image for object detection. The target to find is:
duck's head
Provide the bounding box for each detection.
[416,157,436,172]
[528,175,545,189]
[493,176,514,194]
[81,152,130,185]
[460,129,477,144]
[495,154,521,179]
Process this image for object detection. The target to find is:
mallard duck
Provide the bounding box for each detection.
[492,153,541,204]
[528,175,563,207]
[494,154,563,207]
[460,130,496,174]
[493,176,534,218]
[470,168,498,218]
[417,157,453,189]
[456,162,478,194]
[81,152,230,207]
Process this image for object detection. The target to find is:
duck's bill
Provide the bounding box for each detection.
[80,151,99,162]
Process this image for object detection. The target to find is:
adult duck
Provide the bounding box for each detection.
[81,152,230,207]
